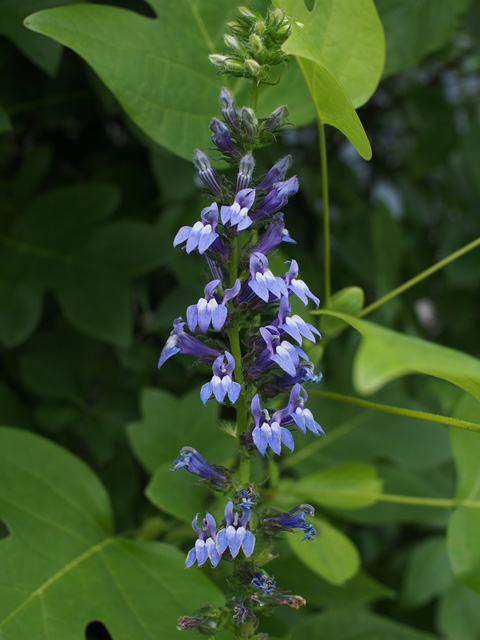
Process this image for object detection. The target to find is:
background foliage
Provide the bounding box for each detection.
[1,0,480,638]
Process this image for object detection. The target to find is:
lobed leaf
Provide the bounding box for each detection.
[0,427,222,639]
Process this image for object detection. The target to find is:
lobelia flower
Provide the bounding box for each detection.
[246,252,288,303]
[193,149,223,197]
[187,279,240,333]
[173,202,220,255]
[287,383,325,436]
[283,259,320,307]
[171,447,227,486]
[251,572,276,595]
[185,512,221,568]
[252,215,296,255]
[200,351,241,405]
[252,176,299,220]
[264,504,316,541]
[273,297,321,345]
[250,393,294,456]
[252,325,308,377]
[220,188,255,231]
[232,600,250,625]
[255,155,291,192]
[158,318,221,368]
[210,118,239,158]
[216,499,255,558]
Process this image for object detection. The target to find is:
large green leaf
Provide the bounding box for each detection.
[0,184,164,347]
[315,310,480,401]
[375,0,472,77]
[126,387,236,474]
[401,536,453,608]
[0,427,222,639]
[24,1,314,161]
[277,462,383,509]
[287,516,360,585]
[278,0,385,108]
[290,609,438,639]
[0,0,78,75]
[447,395,480,592]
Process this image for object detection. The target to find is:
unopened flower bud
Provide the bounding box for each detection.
[263,105,289,132]
[237,6,256,21]
[253,20,266,36]
[224,58,244,74]
[208,54,228,67]
[227,21,247,37]
[220,87,239,129]
[224,34,244,54]
[243,58,262,77]
[236,152,255,192]
[240,107,258,137]
[249,34,263,54]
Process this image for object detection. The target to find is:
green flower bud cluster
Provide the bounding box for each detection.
[209,5,292,84]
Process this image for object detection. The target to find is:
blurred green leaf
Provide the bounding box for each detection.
[401,536,453,608]
[0,0,78,75]
[290,609,438,639]
[0,427,222,639]
[438,580,480,640]
[448,395,480,592]
[0,382,31,429]
[0,184,164,347]
[287,516,360,585]
[375,0,472,76]
[146,462,210,523]
[320,286,364,334]
[278,462,383,509]
[126,387,236,473]
[316,311,480,401]
[24,1,314,161]
[278,0,385,108]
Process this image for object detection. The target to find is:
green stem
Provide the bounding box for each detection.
[309,389,480,433]
[359,236,480,317]
[319,121,331,306]
[250,82,260,110]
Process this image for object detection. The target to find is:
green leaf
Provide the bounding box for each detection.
[320,286,364,335]
[295,56,372,160]
[401,536,453,608]
[0,184,165,347]
[278,0,385,108]
[0,0,78,75]
[287,516,360,585]
[447,395,480,592]
[375,0,472,76]
[146,462,210,523]
[315,311,480,401]
[277,462,383,509]
[0,427,222,639]
[289,609,438,639]
[126,387,236,474]
[438,580,480,640]
[24,1,314,161]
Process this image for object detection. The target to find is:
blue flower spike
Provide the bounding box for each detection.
[216,499,255,559]
[185,512,221,568]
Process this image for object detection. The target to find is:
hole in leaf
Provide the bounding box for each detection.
[304,0,315,11]
[0,520,11,540]
[85,622,113,640]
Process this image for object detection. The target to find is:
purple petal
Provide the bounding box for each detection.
[227,381,241,403]
[249,274,270,302]
[186,305,198,332]
[211,304,228,331]
[200,382,212,405]
[185,547,197,568]
[242,530,255,557]
[185,221,203,254]
[197,299,211,333]
[269,422,282,455]
[228,526,243,558]
[271,346,297,376]
[216,528,228,554]
[212,375,227,402]
[253,425,268,456]
[173,226,192,247]
[195,539,208,566]
[206,537,221,567]
[281,427,295,451]
[198,226,218,254]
